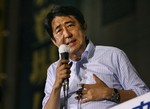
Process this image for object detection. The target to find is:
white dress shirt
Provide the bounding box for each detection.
[42,41,149,109]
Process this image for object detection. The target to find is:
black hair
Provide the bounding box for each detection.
[44,5,86,37]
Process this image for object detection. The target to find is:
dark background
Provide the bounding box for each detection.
[0,0,150,109]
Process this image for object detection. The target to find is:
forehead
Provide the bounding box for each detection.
[51,16,78,27]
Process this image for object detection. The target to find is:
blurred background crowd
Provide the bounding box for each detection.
[0,0,150,109]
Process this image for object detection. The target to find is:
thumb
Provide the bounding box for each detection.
[93,74,100,83]
[93,74,105,84]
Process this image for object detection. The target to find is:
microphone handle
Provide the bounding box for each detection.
[63,78,69,84]
[60,52,69,88]
[63,78,69,109]
[60,52,69,60]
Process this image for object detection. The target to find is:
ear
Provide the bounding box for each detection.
[51,37,59,47]
[82,23,87,35]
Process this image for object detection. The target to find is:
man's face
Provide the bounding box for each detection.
[51,15,87,55]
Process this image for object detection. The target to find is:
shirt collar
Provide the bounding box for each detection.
[81,40,95,60]
[70,40,95,63]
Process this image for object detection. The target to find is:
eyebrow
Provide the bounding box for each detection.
[55,20,75,30]
[64,20,75,25]
[55,25,61,32]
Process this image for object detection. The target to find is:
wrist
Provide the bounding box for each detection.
[107,88,120,103]
[110,88,120,103]
[105,88,120,103]
[104,88,114,100]
[53,82,62,90]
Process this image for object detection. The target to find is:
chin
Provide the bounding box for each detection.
[70,46,81,54]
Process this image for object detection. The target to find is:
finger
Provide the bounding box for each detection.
[57,68,71,78]
[60,71,71,78]
[58,59,69,67]
[80,97,90,103]
[68,61,73,66]
[61,69,71,75]
[93,74,106,85]
[82,89,88,94]
[81,92,89,99]
[80,84,91,89]
[58,63,72,72]
[62,64,72,69]
[56,63,71,80]
[75,91,83,100]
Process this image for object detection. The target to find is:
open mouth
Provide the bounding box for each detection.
[66,39,76,46]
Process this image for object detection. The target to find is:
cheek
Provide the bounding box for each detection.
[76,31,86,41]
[74,29,85,38]
[54,36,65,46]
[56,36,63,43]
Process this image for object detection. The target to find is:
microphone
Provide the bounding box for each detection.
[58,44,70,86]
[59,44,69,60]
[59,44,70,109]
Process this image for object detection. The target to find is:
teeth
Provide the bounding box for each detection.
[66,41,71,45]
[66,39,75,45]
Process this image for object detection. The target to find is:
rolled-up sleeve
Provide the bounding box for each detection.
[116,50,149,96]
[42,65,56,109]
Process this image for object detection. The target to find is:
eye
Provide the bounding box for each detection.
[67,23,75,29]
[56,28,62,34]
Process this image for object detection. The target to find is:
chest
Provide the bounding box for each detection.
[67,61,120,93]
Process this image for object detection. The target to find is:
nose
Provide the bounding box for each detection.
[63,28,72,38]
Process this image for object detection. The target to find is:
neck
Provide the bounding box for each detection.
[70,54,81,61]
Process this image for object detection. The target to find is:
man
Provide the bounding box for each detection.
[42,5,149,109]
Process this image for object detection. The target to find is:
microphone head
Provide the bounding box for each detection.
[59,44,70,53]
[59,44,70,59]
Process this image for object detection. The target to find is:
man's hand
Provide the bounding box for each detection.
[76,74,113,103]
[54,59,72,89]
